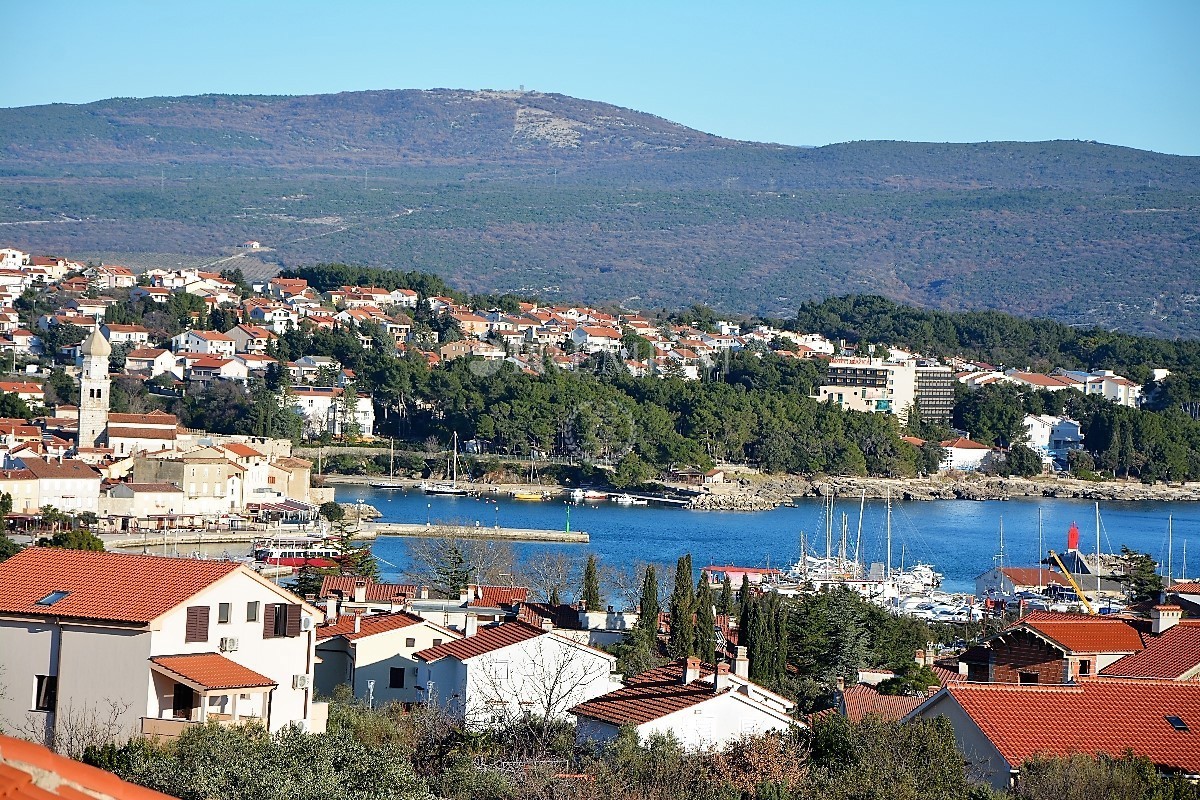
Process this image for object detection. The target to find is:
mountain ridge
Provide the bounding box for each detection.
[1,89,1197,337]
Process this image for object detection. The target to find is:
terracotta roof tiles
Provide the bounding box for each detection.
[841,684,925,722]
[149,653,276,690]
[0,734,176,799]
[466,585,528,608]
[0,548,240,623]
[414,621,545,662]
[1099,622,1200,680]
[1018,610,1145,654]
[570,661,725,725]
[315,611,428,642]
[926,679,1200,774]
[318,576,417,601]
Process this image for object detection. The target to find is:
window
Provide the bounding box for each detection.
[432,638,443,647]
[34,675,57,712]
[389,667,406,689]
[1018,671,1039,685]
[36,590,69,606]
[405,637,416,649]
[218,603,231,624]
[1078,660,1090,677]
[272,603,289,637]
[1166,715,1190,732]
[185,605,210,643]
[246,601,259,622]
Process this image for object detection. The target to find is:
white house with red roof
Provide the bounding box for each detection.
[224,324,276,355]
[940,437,995,472]
[414,620,618,728]
[0,549,326,748]
[908,678,1200,789]
[169,329,236,357]
[1098,605,1200,681]
[571,656,797,749]
[314,608,460,706]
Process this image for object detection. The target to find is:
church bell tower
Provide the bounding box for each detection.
[77,327,111,448]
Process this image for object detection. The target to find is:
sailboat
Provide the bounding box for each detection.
[421,432,468,496]
[370,438,406,488]
[784,492,866,586]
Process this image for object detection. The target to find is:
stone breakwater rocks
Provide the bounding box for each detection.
[339,502,383,519]
[686,476,1200,509]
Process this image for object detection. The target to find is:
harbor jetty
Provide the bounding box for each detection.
[372,521,588,543]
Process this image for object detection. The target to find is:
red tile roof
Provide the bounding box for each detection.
[0,734,176,799]
[316,610,429,642]
[414,621,545,662]
[927,679,1200,774]
[319,576,418,602]
[149,653,276,690]
[466,585,529,608]
[570,661,724,725]
[999,568,1072,587]
[1171,582,1200,594]
[941,437,992,450]
[107,411,178,425]
[222,442,263,458]
[841,684,925,722]
[1100,622,1200,680]
[0,548,240,623]
[15,458,100,481]
[1017,610,1145,654]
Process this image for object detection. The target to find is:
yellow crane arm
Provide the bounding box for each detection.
[1047,550,1096,615]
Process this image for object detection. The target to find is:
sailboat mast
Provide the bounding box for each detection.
[1037,508,1044,586]
[389,437,394,478]
[886,488,892,582]
[998,515,1005,572]
[826,494,833,561]
[854,490,865,568]
[452,431,459,486]
[1094,502,1101,603]
[840,513,848,563]
[1167,515,1174,583]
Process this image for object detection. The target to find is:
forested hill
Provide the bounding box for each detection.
[2,89,1199,337]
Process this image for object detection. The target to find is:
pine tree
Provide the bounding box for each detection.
[582,554,602,610]
[717,574,733,615]
[636,565,660,637]
[694,575,716,664]
[667,554,696,659]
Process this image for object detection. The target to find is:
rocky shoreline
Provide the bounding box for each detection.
[686,475,1200,510]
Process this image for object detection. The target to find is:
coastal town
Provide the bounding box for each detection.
[0,244,1196,798]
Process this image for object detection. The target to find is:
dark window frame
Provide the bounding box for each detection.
[34,675,57,712]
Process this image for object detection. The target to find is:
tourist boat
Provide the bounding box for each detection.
[571,488,608,502]
[251,536,340,568]
[613,494,635,506]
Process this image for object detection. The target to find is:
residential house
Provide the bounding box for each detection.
[940,437,994,472]
[288,386,375,437]
[125,348,178,379]
[1022,414,1084,463]
[570,326,623,354]
[314,609,460,706]
[225,324,276,355]
[571,655,798,749]
[102,483,187,530]
[130,286,172,304]
[10,457,101,514]
[107,411,180,457]
[415,621,618,728]
[0,381,45,405]
[1099,605,1200,681]
[101,323,151,346]
[973,567,1075,599]
[0,467,38,513]
[0,548,326,747]
[957,610,1145,684]
[133,448,242,517]
[907,679,1200,789]
[170,330,236,357]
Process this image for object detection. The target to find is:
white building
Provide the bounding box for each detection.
[314,609,461,706]
[1022,414,1084,461]
[414,621,619,728]
[817,357,918,423]
[170,330,236,357]
[11,457,102,514]
[0,548,326,748]
[571,655,798,749]
[288,387,375,438]
[939,437,995,472]
[570,326,623,354]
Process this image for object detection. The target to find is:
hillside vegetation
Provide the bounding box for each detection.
[1,89,1198,336]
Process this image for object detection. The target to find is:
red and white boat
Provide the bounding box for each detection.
[252,537,340,568]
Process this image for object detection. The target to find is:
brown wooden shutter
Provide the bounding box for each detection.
[185,606,209,643]
[285,604,302,638]
[263,603,276,639]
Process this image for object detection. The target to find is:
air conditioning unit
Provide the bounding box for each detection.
[300,616,315,632]
[292,674,310,690]
[219,637,239,652]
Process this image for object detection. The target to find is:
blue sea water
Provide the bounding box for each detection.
[336,487,1199,595]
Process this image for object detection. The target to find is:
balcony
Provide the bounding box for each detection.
[140,713,266,740]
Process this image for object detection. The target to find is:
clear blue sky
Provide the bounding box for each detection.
[4,1,1198,155]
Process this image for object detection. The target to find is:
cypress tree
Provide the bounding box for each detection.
[581,554,602,610]
[737,574,752,620]
[717,574,733,615]
[667,554,695,659]
[549,586,560,605]
[636,565,660,637]
[694,575,716,664]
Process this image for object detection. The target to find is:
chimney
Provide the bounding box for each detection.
[353,579,367,604]
[927,685,940,697]
[1151,604,1183,635]
[733,646,750,680]
[924,644,935,667]
[713,663,730,692]
[419,585,429,600]
[682,656,701,685]
[464,611,479,637]
[835,675,845,693]
[353,612,361,634]
[914,648,924,667]
[327,591,341,623]
[958,662,969,678]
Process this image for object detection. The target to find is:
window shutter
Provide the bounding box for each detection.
[185,606,209,643]
[285,604,302,637]
[263,603,276,639]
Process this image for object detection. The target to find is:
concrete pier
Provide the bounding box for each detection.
[371,521,588,543]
